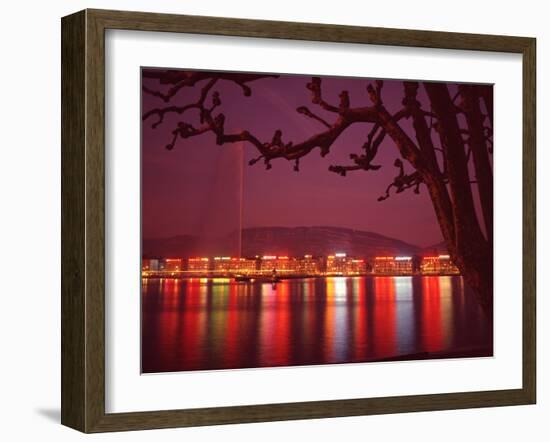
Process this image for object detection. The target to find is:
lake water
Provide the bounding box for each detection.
[141,276,492,373]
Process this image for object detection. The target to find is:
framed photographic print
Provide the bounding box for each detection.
[61,9,536,433]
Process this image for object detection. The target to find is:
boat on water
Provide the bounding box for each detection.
[233,274,280,284]
[234,275,252,282]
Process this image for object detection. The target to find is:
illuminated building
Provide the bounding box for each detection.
[373,256,413,275]
[162,258,182,272]
[212,256,232,273]
[141,253,461,279]
[325,253,367,275]
[296,255,322,274]
[259,256,298,274]
[187,257,210,273]
[324,253,345,274]
[141,258,159,272]
[229,258,257,273]
[325,255,339,274]
[421,255,460,275]
[157,258,183,272]
[213,257,257,274]
[344,258,366,275]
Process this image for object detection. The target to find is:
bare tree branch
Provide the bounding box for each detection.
[143,70,279,101]
[377,159,423,201]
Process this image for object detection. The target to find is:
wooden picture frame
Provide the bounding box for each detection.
[61,8,536,433]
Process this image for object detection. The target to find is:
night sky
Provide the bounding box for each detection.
[142,70,480,248]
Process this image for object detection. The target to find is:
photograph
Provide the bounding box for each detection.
[140,68,494,373]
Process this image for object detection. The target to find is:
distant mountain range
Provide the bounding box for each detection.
[143,226,446,258]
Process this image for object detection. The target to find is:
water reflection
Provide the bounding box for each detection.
[394,277,415,355]
[142,276,492,373]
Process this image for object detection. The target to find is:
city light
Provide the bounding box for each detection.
[142,253,460,279]
[421,254,459,275]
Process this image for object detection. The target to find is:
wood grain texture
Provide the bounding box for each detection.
[61,10,86,432]
[60,8,537,433]
[89,8,532,52]
[522,38,537,403]
[84,9,107,433]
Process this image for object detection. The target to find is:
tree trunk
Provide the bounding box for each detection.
[422,83,493,319]
[457,255,494,319]
[459,84,494,244]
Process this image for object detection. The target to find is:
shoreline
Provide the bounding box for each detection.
[142,273,462,281]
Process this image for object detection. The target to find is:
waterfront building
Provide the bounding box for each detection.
[296,255,322,275]
[373,256,413,275]
[344,258,367,275]
[187,257,210,273]
[162,258,182,272]
[141,258,159,272]
[229,258,257,273]
[213,257,257,274]
[421,255,460,275]
[259,256,299,274]
[212,256,232,273]
[325,254,367,275]
[141,253,461,278]
[325,253,345,275]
